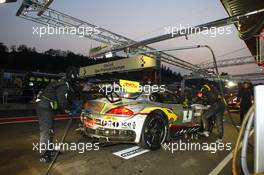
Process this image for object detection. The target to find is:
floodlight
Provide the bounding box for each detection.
[227,81,237,88]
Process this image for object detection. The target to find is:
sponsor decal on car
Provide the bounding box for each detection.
[86,116,137,129]
[119,79,140,93]
[101,120,120,128]
[172,127,200,137]
[86,118,102,127]
[86,118,96,127]
[103,116,119,121]
[121,121,136,129]
[97,119,137,129]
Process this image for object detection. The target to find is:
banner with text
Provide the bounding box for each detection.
[79,55,156,77]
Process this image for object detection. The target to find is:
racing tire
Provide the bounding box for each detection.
[139,112,168,150]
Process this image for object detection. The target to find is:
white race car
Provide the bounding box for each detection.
[80,80,206,150]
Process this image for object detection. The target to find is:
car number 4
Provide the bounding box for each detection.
[182,110,193,123]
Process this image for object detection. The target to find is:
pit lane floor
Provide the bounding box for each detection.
[0,113,254,175]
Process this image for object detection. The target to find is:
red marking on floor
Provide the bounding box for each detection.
[0,114,79,124]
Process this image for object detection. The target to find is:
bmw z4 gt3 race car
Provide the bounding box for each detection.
[79,80,207,150]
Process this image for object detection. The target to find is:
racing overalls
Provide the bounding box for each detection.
[200,84,225,139]
[35,79,70,157]
[237,86,253,124]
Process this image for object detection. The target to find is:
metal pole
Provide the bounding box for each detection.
[0,70,4,104]
[156,53,161,84]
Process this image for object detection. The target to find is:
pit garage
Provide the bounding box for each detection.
[0,0,264,175]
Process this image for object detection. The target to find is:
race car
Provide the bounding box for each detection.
[79,80,207,150]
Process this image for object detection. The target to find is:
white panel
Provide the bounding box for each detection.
[254,85,264,173]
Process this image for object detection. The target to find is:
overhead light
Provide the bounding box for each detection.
[227,81,237,88]
[0,0,17,3]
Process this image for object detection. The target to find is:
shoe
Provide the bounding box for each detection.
[75,127,84,132]
[39,155,51,163]
[39,150,53,163]
[50,150,61,157]
[201,131,210,137]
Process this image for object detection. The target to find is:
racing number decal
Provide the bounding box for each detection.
[182,110,193,123]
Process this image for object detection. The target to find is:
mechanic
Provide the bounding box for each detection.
[35,66,79,163]
[237,81,253,126]
[197,83,225,143]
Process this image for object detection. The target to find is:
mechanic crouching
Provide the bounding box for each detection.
[35,66,79,163]
[197,83,225,143]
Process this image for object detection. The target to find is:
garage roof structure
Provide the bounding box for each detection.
[221,0,264,62]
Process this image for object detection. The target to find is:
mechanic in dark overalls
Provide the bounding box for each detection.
[35,67,79,163]
[237,81,253,125]
[197,83,225,143]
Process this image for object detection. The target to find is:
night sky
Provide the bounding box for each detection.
[0,0,262,75]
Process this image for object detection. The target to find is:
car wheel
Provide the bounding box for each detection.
[140,112,168,150]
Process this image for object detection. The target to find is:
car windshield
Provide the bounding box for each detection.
[102,83,142,99]
[115,90,141,99]
[150,91,180,104]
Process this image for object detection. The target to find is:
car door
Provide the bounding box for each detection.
[149,91,182,123]
[149,90,194,125]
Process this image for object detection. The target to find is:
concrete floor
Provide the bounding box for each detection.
[0,112,254,175]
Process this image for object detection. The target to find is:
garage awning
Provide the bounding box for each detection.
[221,0,264,56]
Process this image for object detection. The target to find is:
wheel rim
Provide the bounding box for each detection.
[144,117,166,147]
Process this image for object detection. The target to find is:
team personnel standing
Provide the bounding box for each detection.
[237,81,254,125]
[198,83,226,142]
[35,66,79,163]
